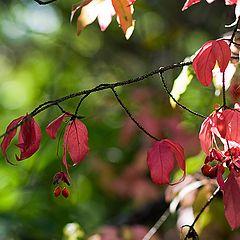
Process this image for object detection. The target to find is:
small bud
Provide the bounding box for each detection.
[62,187,69,198]
[53,171,70,186]
[54,186,62,197]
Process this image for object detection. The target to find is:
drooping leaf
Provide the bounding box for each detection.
[182,0,215,11]
[46,113,69,139]
[147,139,185,185]
[72,0,116,34]
[225,0,238,4]
[0,116,24,162]
[71,0,93,22]
[192,40,231,87]
[222,170,240,229]
[111,0,135,39]
[199,113,215,154]
[214,40,231,72]
[64,119,89,167]
[217,108,240,144]
[182,0,201,11]
[16,117,41,161]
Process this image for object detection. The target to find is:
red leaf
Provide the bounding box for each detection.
[217,108,240,144]
[16,117,41,161]
[182,0,201,11]
[222,170,240,229]
[199,113,216,154]
[182,0,215,10]
[193,40,231,86]
[0,116,24,162]
[64,119,89,167]
[46,113,68,139]
[225,0,237,4]
[214,40,231,72]
[147,139,185,185]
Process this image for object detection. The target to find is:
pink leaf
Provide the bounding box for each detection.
[46,113,68,139]
[225,0,238,4]
[64,119,89,166]
[222,170,240,229]
[0,116,24,162]
[199,113,216,154]
[217,109,240,144]
[214,40,231,72]
[16,116,41,161]
[147,139,185,185]
[182,0,201,11]
[193,40,231,87]
[182,0,215,10]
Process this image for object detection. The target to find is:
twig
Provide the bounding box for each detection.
[111,88,159,141]
[158,72,206,118]
[33,0,57,5]
[0,61,195,139]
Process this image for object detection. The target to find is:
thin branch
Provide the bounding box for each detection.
[158,72,206,118]
[0,61,192,139]
[74,93,90,116]
[184,187,220,240]
[111,88,160,141]
[33,0,57,5]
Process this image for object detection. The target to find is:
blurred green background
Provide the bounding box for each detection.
[0,0,239,239]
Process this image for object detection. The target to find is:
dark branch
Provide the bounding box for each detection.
[33,0,57,5]
[0,61,193,139]
[111,88,160,141]
[159,72,206,118]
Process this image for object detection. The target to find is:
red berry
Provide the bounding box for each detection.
[54,186,62,197]
[62,187,69,198]
[201,164,218,178]
[201,164,212,177]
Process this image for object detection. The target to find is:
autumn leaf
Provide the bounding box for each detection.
[46,114,89,171]
[111,0,135,39]
[199,113,217,154]
[64,119,89,167]
[192,40,231,86]
[216,108,240,144]
[1,116,24,163]
[1,115,41,162]
[182,0,201,10]
[46,113,69,139]
[71,0,135,39]
[147,139,185,185]
[222,170,240,229]
[182,0,215,11]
